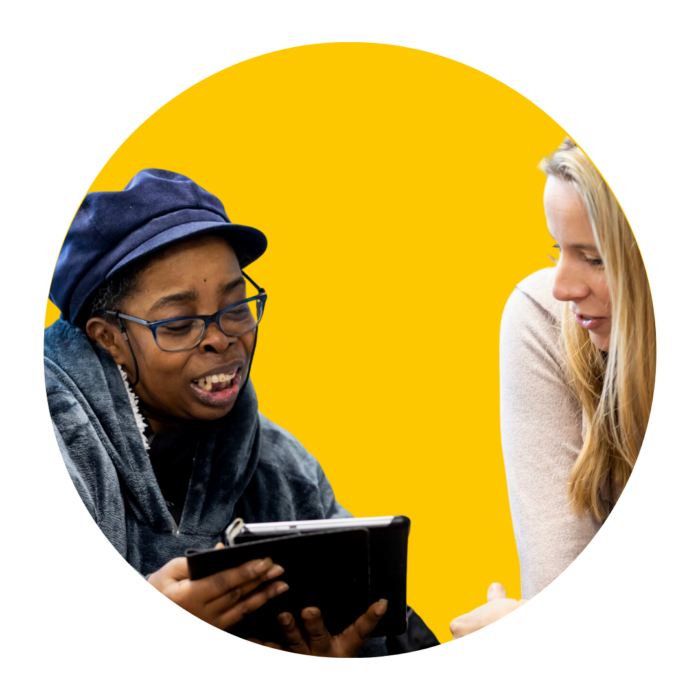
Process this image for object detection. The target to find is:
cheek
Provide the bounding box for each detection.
[240,333,256,367]
[592,273,611,311]
[140,348,190,395]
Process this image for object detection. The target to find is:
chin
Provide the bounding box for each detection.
[188,401,237,421]
[589,332,610,352]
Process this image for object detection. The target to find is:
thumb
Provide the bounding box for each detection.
[487,582,507,602]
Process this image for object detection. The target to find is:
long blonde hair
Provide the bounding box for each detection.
[539,138,656,522]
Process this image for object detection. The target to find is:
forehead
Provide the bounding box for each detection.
[544,177,593,232]
[127,235,243,306]
[141,235,240,278]
[544,176,585,215]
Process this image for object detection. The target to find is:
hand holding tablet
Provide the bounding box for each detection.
[147,552,289,631]
[250,601,389,656]
[186,515,410,646]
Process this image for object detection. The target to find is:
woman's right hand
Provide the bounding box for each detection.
[449,583,526,640]
[147,551,288,630]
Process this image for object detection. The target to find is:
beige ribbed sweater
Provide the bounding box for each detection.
[500,268,600,599]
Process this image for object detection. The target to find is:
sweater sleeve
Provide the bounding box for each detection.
[500,273,600,599]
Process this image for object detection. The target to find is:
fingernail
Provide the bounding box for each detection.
[267,564,285,578]
[254,557,272,574]
[303,607,319,619]
[278,612,292,625]
[375,599,388,615]
[276,582,289,594]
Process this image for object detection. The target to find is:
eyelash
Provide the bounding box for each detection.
[550,244,604,268]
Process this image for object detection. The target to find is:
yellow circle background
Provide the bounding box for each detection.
[45,43,567,643]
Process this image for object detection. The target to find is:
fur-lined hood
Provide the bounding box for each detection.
[118,366,150,452]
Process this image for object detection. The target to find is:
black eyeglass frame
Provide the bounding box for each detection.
[106,271,267,353]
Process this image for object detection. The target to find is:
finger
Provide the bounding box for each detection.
[247,638,287,651]
[215,542,225,550]
[196,557,275,601]
[206,565,286,616]
[148,557,190,589]
[339,599,387,649]
[493,599,525,615]
[487,582,507,602]
[217,580,289,630]
[300,607,334,656]
[278,612,311,655]
[450,598,523,640]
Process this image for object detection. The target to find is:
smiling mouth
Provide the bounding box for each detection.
[191,368,239,393]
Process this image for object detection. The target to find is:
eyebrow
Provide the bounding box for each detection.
[147,277,245,314]
[549,234,600,253]
[568,244,601,252]
[218,276,245,295]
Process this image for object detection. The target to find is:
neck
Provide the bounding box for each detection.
[143,412,191,435]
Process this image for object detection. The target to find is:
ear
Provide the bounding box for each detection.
[85,317,131,368]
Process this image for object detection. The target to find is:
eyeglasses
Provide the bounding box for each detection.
[107,272,267,352]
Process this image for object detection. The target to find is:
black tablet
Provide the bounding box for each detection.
[186,515,410,642]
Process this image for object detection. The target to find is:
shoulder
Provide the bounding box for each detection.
[501,268,566,366]
[506,267,563,322]
[501,268,566,345]
[44,320,120,445]
[44,318,90,357]
[258,414,321,476]
[252,413,345,520]
[44,320,96,392]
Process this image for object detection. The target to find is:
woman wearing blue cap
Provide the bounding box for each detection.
[46,169,437,656]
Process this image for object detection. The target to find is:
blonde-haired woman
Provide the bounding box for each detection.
[450,138,655,638]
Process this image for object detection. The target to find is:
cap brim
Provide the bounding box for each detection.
[107,220,267,279]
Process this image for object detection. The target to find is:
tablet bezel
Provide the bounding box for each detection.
[241,515,397,536]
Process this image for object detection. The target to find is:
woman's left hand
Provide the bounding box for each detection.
[249,599,388,657]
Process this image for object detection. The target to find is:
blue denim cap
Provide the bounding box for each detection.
[50,169,268,325]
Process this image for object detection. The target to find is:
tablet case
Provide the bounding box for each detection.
[186,515,410,643]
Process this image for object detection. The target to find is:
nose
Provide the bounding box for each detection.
[199,320,235,354]
[552,255,590,303]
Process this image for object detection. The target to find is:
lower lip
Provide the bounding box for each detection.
[575,314,608,331]
[190,372,242,407]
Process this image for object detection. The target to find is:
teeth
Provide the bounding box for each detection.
[194,370,237,391]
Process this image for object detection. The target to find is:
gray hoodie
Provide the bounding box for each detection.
[45,319,388,655]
